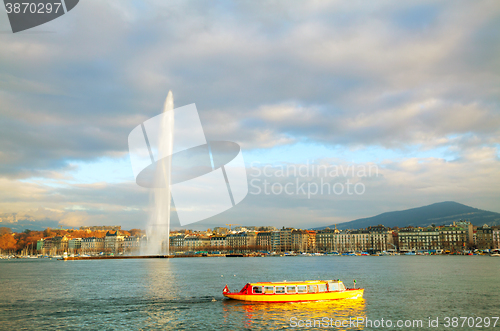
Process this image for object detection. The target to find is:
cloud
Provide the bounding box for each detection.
[0,177,149,229]
[0,1,499,228]
[0,150,498,230]
[203,153,500,229]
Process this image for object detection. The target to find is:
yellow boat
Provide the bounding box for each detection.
[223,279,363,302]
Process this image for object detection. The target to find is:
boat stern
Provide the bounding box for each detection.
[346,288,364,299]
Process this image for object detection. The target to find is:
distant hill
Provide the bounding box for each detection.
[316,201,500,230]
[0,218,61,233]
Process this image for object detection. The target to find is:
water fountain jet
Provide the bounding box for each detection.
[144,91,174,255]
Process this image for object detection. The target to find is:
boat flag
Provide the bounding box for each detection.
[223,285,229,293]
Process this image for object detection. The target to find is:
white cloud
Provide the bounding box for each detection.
[0,0,499,228]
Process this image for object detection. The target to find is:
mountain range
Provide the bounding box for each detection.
[2,201,499,233]
[315,201,500,230]
[0,218,61,233]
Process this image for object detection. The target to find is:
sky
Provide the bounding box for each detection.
[0,0,499,231]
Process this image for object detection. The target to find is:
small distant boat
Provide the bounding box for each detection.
[223,279,363,302]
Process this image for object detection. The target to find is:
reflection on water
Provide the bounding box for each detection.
[142,260,218,329]
[1,256,499,330]
[223,298,366,330]
[145,259,178,299]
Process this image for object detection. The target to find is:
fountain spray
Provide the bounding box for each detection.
[145,91,174,255]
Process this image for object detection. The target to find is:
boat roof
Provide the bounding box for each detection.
[249,280,343,286]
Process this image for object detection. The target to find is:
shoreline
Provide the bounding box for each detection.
[1,252,497,260]
[61,254,207,260]
[60,253,254,260]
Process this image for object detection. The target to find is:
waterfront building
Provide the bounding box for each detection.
[493,226,500,250]
[81,237,105,254]
[123,236,142,253]
[305,230,316,251]
[279,228,293,252]
[53,236,69,252]
[271,231,281,251]
[170,234,186,249]
[315,228,340,252]
[36,239,44,252]
[476,225,494,250]
[210,235,227,249]
[104,231,125,253]
[350,230,370,252]
[256,231,271,251]
[367,225,394,252]
[335,231,353,252]
[184,235,210,251]
[41,236,69,255]
[455,220,474,247]
[439,226,467,252]
[226,232,257,252]
[256,231,281,251]
[397,227,441,252]
[68,238,82,253]
[41,238,52,254]
[291,230,309,252]
[316,226,392,253]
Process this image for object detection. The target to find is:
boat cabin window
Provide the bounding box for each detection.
[297,285,307,293]
[275,286,285,294]
[264,286,274,294]
[308,285,318,293]
[253,286,263,294]
[286,286,296,293]
[328,283,340,291]
[318,284,327,292]
[339,283,346,291]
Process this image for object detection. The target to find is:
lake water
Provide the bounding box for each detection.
[0,256,499,330]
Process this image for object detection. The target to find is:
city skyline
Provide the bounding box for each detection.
[3,219,498,256]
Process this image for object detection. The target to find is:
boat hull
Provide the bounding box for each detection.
[223,289,364,302]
